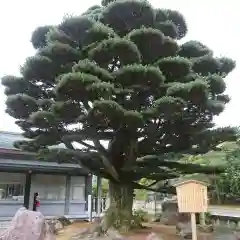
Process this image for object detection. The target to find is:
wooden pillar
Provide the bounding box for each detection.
[24,171,32,209]
[153,192,157,218]
[96,176,102,215]
[85,174,92,211]
[64,175,71,215]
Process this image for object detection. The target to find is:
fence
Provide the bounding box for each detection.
[91,198,162,215]
[91,198,240,226]
[92,197,108,213]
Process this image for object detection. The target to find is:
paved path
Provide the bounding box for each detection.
[209,206,240,217]
[214,233,236,239]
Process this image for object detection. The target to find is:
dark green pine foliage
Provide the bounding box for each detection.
[2,0,237,193]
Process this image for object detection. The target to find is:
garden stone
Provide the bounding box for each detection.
[160,200,189,225]
[46,218,64,234]
[146,232,163,240]
[57,216,72,226]
[46,216,72,234]
[198,224,214,233]
[160,212,178,225]
[176,222,192,239]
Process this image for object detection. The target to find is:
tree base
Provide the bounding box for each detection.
[75,182,142,238]
[71,223,124,239]
[104,182,138,231]
[72,206,145,239]
[101,206,144,233]
[72,221,144,239]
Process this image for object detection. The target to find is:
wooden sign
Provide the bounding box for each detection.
[174,179,208,213]
[174,179,209,240]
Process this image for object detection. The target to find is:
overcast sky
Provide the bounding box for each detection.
[0,0,239,132]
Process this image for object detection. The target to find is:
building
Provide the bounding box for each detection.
[0,131,92,219]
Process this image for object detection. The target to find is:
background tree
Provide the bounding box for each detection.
[92,178,109,198]
[1,0,237,229]
[204,141,240,204]
[181,139,240,204]
[214,147,240,203]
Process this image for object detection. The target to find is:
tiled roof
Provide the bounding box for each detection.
[0,131,65,150]
[0,131,86,172]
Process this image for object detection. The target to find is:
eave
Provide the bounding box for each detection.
[0,158,88,175]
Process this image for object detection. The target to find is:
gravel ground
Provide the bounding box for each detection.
[56,222,239,240]
[0,220,238,239]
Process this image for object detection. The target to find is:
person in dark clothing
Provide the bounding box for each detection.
[32,192,40,211]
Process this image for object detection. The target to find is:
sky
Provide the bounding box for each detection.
[0,0,239,132]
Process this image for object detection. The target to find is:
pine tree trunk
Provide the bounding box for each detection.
[103,181,134,231]
[109,181,133,214]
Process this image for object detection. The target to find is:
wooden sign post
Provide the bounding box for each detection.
[174,180,208,240]
[191,212,197,240]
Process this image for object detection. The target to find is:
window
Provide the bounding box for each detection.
[0,183,24,200]
[34,174,66,201]
[37,186,65,201]
[70,176,85,201]
[71,185,85,200]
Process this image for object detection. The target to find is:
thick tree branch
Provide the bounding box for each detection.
[76,140,97,151]
[93,139,119,181]
[133,182,176,194]
[147,180,159,187]
[63,133,119,178]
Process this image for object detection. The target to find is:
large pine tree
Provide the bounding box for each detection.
[1,0,237,228]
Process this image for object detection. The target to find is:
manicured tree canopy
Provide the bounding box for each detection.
[2,0,236,193]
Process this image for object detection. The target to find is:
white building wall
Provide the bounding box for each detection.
[70,176,85,200]
[0,173,87,218]
[30,174,86,216]
[30,174,66,200]
[68,176,86,215]
[29,174,67,216]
